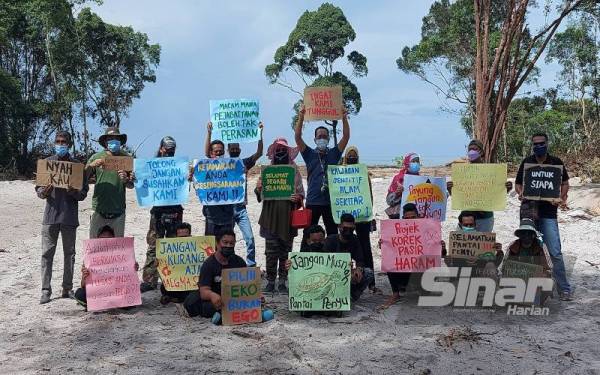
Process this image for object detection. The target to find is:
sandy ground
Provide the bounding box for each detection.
[1,172,599,375]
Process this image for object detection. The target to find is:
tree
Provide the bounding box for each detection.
[265,3,367,139]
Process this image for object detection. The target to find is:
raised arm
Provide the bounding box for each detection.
[250,122,264,163]
[337,108,350,152]
[294,106,307,152]
[204,121,213,158]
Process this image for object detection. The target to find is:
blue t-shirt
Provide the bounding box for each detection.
[301,146,342,206]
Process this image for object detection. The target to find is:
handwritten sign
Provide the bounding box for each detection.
[209,99,260,144]
[380,219,442,273]
[328,164,373,223]
[448,231,496,262]
[36,159,84,190]
[261,165,296,200]
[288,252,351,311]
[303,86,343,121]
[221,267,262,326]
[156,236,216,291]
[523,164,563,201]
[193,158,246,206]
[83,237,141,311]
[134,157,190,207]
[103,156,134,172]
[451,163,507,211]
[401,175,447,221]
[502,259,545,280]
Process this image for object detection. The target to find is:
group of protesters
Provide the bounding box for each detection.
[36,105,573,324]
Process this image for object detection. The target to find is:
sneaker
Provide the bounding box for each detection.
[140,282,156,293]
[211,312,222,325]
[559,291,573,301]
[39,290,51,304]
[61,289,74,299]
[277,282,288,294]
[264,282,275,293]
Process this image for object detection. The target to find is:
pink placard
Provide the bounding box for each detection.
[83,237,141,311]
[380,219,442,272]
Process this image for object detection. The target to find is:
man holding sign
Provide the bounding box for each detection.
[36,131,88,304]
[515,132,572,301]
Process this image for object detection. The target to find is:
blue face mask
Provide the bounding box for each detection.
[107,140,121,154]
[533,144,547,157]
[408,162,420,174]
[462,226,476,232]
[55,145,69,157]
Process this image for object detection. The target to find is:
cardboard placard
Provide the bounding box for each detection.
[288,252,351,311]
[522,164,563,201]
[103,156,134,172]
[134,157,190,207]
[261,165,296,200]
[328,164,373,223]
[451,163,507,211]
[303,86,343,121]
[83,237,141,312]
[209,99,260,144]
[156,236,216,291]
[401,175,447,221]
[380,219,442,273]
[193,158,246,206]
[502,259,545,280]
[35,159,84,190]
[221,267,262,326]
[447,231,496,262]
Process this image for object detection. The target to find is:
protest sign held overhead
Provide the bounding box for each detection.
[83,237,141,312]
[221,267,262,325]
[36,160,84,190]
[401,175,447,221]
[447,231,496,262]
[193,158,246,206]
[380,219,442,273]
[103,155,134,172]
[451,163,507,211]
[288,252,351,312]
[209,99,260,144]
[523,164,563,201]
[134,157,190,207]
[303,86,343,121]
[156,236,216,291]
[328,164,373,223]
[261,165,296,200]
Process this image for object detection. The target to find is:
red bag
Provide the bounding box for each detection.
[290,203,312,229]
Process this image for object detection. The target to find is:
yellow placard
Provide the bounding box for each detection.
[451,163,507,211]
[156,236,216,291]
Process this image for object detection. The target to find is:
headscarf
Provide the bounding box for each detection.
[266,137,299,162]
[388,152,420,194]
[342,146,359,165]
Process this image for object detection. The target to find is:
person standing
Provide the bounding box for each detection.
[86,127,134,238]
[294,106,350,237]
[140,136,184,293]
[515,132,572,301]
[385,153,421,219]
[37,131,89,304]
[205,121,264,266]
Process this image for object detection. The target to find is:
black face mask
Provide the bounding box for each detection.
[346,157,358,165]
[220,247,235,259]
[274,151,289,165]
[163,151,175,157]
[340,228,354,239]
[229,151,241,158]
[308,242,324,252]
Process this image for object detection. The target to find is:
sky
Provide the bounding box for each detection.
[87,1,565,166]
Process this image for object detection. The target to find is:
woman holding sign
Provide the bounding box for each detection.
[255,138,305,294]
[386,153,421,219]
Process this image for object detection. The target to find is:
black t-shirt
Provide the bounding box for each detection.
[516,154,569,219]
[198,254,247,295]
[322,234,365,267]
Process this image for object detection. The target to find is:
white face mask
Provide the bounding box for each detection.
[315,138,329,150]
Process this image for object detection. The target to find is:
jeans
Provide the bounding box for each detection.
[234,204,256,266]
[476,216,494,232]
[536,218,571,293]
[205,221,233,237]
[265,238,292,282]
[351,268,374,302]
[41,224,77,291]
[184,291,217,318]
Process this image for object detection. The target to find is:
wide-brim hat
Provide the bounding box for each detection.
[514,218,538,237]
[266,137,299,161]
[99,127,127,147]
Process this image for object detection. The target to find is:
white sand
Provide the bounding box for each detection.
[0,177,599,374]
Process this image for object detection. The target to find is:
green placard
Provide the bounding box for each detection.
[327,164,373,224]
[261,165,296,200]
[288,252,351,311]
[502,259,545,280]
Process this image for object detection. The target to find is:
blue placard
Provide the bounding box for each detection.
[209,99,260,144]
[194,158,246,206]
[134,157,190,207]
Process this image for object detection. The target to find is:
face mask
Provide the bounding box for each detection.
[346,157,358,165]
[315,138,329,150]
[408,162,420,174]
[533,144,547,157]
[220,246,235,259]
[107,140,121,154]
[340,228,354,239]
[55,145,69,157]
[274,152,289,165]
[229,151,240,158]
[308,242,324,252]
[163,150,175,157]
[213,151,224,158]
[467,150,481,162]
[462,226,476,232]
